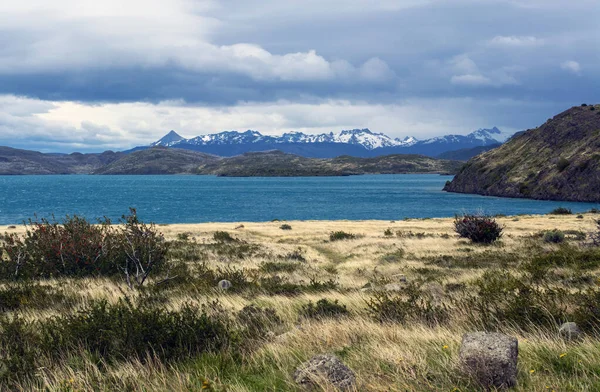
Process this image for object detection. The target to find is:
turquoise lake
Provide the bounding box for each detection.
[0,175,598,224]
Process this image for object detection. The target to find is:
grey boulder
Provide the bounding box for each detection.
[293,354,356,390]
[459,332,518,389]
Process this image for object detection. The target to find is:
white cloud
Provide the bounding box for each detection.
[487,35,543,47]
[0,0,395,84]
[448,55,519,87]
[560,60,581,74]
[451,74,493,86]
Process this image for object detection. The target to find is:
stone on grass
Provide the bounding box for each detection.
[559,322,582,341]
[217,279,232,290]
[459,332,518,389]
[293,354,356,391]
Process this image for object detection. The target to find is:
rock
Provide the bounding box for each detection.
[293,354,356,391]
[217,279,232,290]
[559,322,582,341]
[384,283,405,291]
[459,332,518,389]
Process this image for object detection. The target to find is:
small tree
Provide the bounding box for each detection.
[454,214,503,244]
[117,209,168,288]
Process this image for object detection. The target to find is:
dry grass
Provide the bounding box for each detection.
[2,214,600,391]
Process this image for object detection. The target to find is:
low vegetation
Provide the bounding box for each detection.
[1,213,600,390]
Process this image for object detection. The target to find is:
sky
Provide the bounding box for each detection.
[0,0,598,152]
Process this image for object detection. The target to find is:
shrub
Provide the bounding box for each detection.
[556,157,570,172]
[300,298,350,319]
[118,209,169,288]
[329,231,356,241]
[383,228,393,237]
[40,298,233,362]
[280,248,306,262]
[0,215,112,279]
[366,283,448,326]
[0,283,68,312]
[213,231,236,243]
[260,261,300,273]
[0,210,168,286]
[543,230,565,243]
[591,219,600,246]
[464,270,568,330]
[453,214,503,244]
[549,207,572,215]
[176,232,191,241]
[379,249,405,263]
[279,224,292,230]
[236,305,282,341]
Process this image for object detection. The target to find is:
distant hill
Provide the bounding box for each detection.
[140,127,510,158]
[94,147,218,174]
[444,104,600,202]
[0,147,123,175]
[195,150,463,177]
[0,145,463,176]
[436,144,501,161]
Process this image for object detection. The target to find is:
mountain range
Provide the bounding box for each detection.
[144,127,510,158]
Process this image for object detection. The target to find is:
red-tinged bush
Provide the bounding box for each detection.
[454,214,503,244]
[0,209,168,285]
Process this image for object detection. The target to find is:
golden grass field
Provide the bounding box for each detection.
[1,214,600,391]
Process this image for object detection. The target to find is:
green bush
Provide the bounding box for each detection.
[260,261,300,273]
[279,224,292,230]
[543,230,565,243]
[0,283,68,312]
[556,157,570,172]
[329,231,356,241]
[366,283,448,326]
[465,270,568,330]
[549,207,572,215]
[236,305,282,341]
[213,231,236,243]
[300,298,349,319]
[41,298,233,361]
[453,214,503,244]
[380,249,405,263]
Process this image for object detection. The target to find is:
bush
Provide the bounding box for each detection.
[40,298,233,362]
[465,271,569,330]
[0,210,168,286]
[549,207,572,215]
[300,298,349,319]
[0,283,68,312]
[118,210,169,288]
[279,224,292,230]
[0,298,235,385]
[236,305,282,341]
[380,249,405,263]
[366,283,448,326]
[0,215,112,279]
[556,157,570,172]
[453,214,503,244]
[383,228,393,237]
[213,231,236,243]
[543,230,565,243]
[329,231,356,241]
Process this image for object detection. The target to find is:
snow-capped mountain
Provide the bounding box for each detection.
[147,127,509,158]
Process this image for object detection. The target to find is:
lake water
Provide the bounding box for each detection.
[0,175,598,224]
